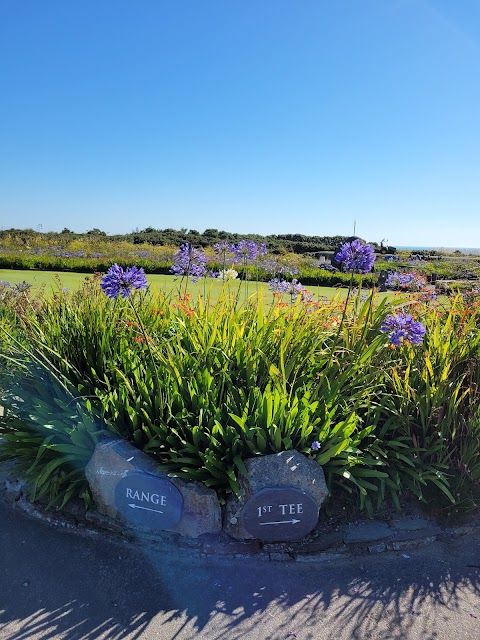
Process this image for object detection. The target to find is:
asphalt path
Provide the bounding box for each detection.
[1,500,480,640]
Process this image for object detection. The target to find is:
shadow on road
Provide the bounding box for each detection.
[1,501,479,640]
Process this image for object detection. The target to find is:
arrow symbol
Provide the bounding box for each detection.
[259,519,301,526]
[128,503,163,514]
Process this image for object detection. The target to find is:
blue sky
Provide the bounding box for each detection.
[1,0,479,247]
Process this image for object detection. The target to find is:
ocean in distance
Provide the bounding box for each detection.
[396,246,480,254]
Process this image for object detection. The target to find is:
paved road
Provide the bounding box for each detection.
[1,500,479,640]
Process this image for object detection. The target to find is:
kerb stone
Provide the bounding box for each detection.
[344,521,394,544]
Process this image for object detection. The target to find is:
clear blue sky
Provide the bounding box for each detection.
[1,0,479,247]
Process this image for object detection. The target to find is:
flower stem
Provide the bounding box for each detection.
[128,298,159,381]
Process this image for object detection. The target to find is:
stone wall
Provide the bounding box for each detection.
[85,438,328,543]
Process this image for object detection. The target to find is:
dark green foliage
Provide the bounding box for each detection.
[0,367,103,509]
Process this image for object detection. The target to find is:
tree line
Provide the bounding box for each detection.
[0,227,397,255]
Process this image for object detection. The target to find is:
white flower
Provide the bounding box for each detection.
[218,269,238,281]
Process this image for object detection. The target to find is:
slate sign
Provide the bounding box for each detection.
[115,472,183,530]
[242,487,318,541]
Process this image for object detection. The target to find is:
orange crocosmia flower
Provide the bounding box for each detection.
[134,336,145,343]
[152,309,164,315]
[179,305,194,316]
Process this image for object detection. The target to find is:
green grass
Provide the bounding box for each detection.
[1,269,88,292]
[0,268,378,302]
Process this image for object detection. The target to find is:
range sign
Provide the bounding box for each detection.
[242,487,318,541]
[115,472,183,530]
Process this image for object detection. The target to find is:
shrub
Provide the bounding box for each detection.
[0,366,103,509]
[1,280,480,514]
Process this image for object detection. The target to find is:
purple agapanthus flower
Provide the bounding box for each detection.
[289,279,305,299]
[380,313,426,346]
[311,441,321,451]
[335,239,376,273]
[268,278,307,301]
[12,281,32,294]
[100,264,148,299]
[386,272,410,288]
[213,241,232,256]
[278,264,299,276]
[261,259,298,277]
[262,258,280,275]
[170,243,207,283]
[268,278,291,294]
[231,240,267,263]
[319,263,338,272]
[385,272,426,291]
[59,250,84,258]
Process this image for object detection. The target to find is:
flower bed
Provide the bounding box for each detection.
[0,242,480,519]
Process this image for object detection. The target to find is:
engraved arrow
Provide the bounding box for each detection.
[259,519,301,526]
[128,503,164,513]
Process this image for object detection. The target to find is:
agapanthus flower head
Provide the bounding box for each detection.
[12,281,32,294]
[278,264,299,277]
[0,280,11,288]
[58,250,85,258]
[268,278,291,294]
[213,241,232,256]
[319,263,338,272]
[385,271,407,288]
[289,279,305,298]
[261,258,280,275]
[101,264,148,299]
[231,240,267,263]
[385,271,426,291]
[311,441,321,451]
[335,239,376,273]
[268,278,307,301]
[380,312,426,346]
[170,243,207,283]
